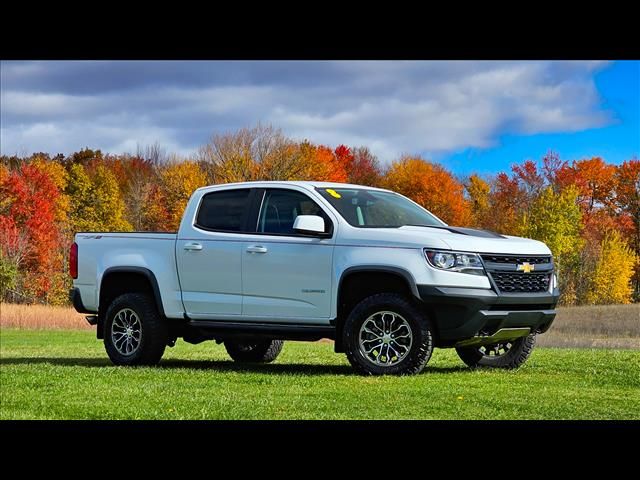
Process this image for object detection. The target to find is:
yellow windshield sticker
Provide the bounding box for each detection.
[326,188,341,199]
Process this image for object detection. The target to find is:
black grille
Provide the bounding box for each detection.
[490,271,551,293]
[481,254,551,264]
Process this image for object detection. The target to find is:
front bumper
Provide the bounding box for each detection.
[417,285,559,346]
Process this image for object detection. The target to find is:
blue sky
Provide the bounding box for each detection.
[444,61,639,175]
[1,60,638,176]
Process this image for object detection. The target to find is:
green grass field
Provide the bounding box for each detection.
[1,329,638,420]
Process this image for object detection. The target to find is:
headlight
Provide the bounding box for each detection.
[553,272,558,289]
[424,249,486,276]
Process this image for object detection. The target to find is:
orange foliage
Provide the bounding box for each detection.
[615,159,640,245]
[382,157,471,226]
[556,157,616,212]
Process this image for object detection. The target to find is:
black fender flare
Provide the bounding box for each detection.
[337,265,420,300]
[100,266,166,317]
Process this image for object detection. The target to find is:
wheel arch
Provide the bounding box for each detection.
[99,267,166,325]
[334,266,421,352]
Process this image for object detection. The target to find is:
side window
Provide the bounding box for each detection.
[195,189,251,232]
[257,189,331,235]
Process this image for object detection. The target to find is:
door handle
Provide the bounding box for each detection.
[184,242,203,251]
[246,245,268,254]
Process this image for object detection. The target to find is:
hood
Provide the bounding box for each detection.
[340,225,551,256]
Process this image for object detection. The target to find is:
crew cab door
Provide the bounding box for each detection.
[176,188,254,317]
[241,188,336,322]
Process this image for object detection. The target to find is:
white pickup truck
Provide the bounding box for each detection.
[70,181,559,375]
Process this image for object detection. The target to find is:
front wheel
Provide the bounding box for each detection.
[343,293,434,376]
[456,333,536,369]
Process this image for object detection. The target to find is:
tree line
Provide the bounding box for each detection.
[1,124,638,306]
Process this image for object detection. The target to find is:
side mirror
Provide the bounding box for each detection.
[293,215,326,236]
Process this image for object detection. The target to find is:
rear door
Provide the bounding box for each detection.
[176,188,255,317]
[241,187,336,322]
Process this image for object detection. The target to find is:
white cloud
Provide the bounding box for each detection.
[0,60,613,163]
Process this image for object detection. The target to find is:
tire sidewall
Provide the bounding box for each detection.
[224,338,284,363]
[477,334,535,368]
[456,334,536,369]
[104,294,158,366]
[344,294,432,375]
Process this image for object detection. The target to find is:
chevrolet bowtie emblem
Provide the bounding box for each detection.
[517,262,535,273]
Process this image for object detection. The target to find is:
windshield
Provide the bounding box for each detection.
[316,187,446,228]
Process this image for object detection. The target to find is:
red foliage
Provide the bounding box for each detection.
[512,159,544,197]
[347,147,382,186]
[0,164,60,297]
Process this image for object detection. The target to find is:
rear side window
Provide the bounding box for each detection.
[195,189,251,232]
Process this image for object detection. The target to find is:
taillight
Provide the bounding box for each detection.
[70,242,78,279]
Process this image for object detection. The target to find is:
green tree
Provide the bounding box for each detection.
[0,251,18,297]
[522,186,583,304]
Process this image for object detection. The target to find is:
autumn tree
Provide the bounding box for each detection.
[465,174,491,228]
[555,157,616,213]
[144,160,207,231]
[541,150,568,192]
[29,156,72,304]
[382,156,471,226]
[0,164,60,302]
[483,173,526,235]
[346,146,382,186]
[614,159,640,248]
[584,230,637,305]
[198,124,307,183]
[298,143,348,183]
[512,159,545,202]
[31,156,70,225]
[66,147,104,167]
[66,163,131,233]
[102,155,157,230]
[613,158,640,299]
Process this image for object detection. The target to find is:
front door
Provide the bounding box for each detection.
[241,188,335,322]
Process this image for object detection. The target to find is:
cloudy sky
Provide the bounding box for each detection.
[1,60,638,173]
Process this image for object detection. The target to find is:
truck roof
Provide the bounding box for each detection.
[195,180,390,193]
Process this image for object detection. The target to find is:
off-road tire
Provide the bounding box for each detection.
[224,339,284,363]
[456,333,536,369]
[104,293,168,366]
[343,293,433,376]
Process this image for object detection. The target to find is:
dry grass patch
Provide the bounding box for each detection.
[0,303,91,330]
[538,304,640,349]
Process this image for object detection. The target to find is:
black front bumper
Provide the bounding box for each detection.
[69,287,96,314]
[418,285,559,346]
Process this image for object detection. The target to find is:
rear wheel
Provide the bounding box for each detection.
[224,338,284,363]
[456,333,536,369]
[103,293,168,366]
[343,293,433,376]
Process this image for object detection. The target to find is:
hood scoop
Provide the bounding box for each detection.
[403,225,507,239]
[443,226,507,239]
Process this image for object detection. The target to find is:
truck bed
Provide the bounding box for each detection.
[74,231,182,316]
